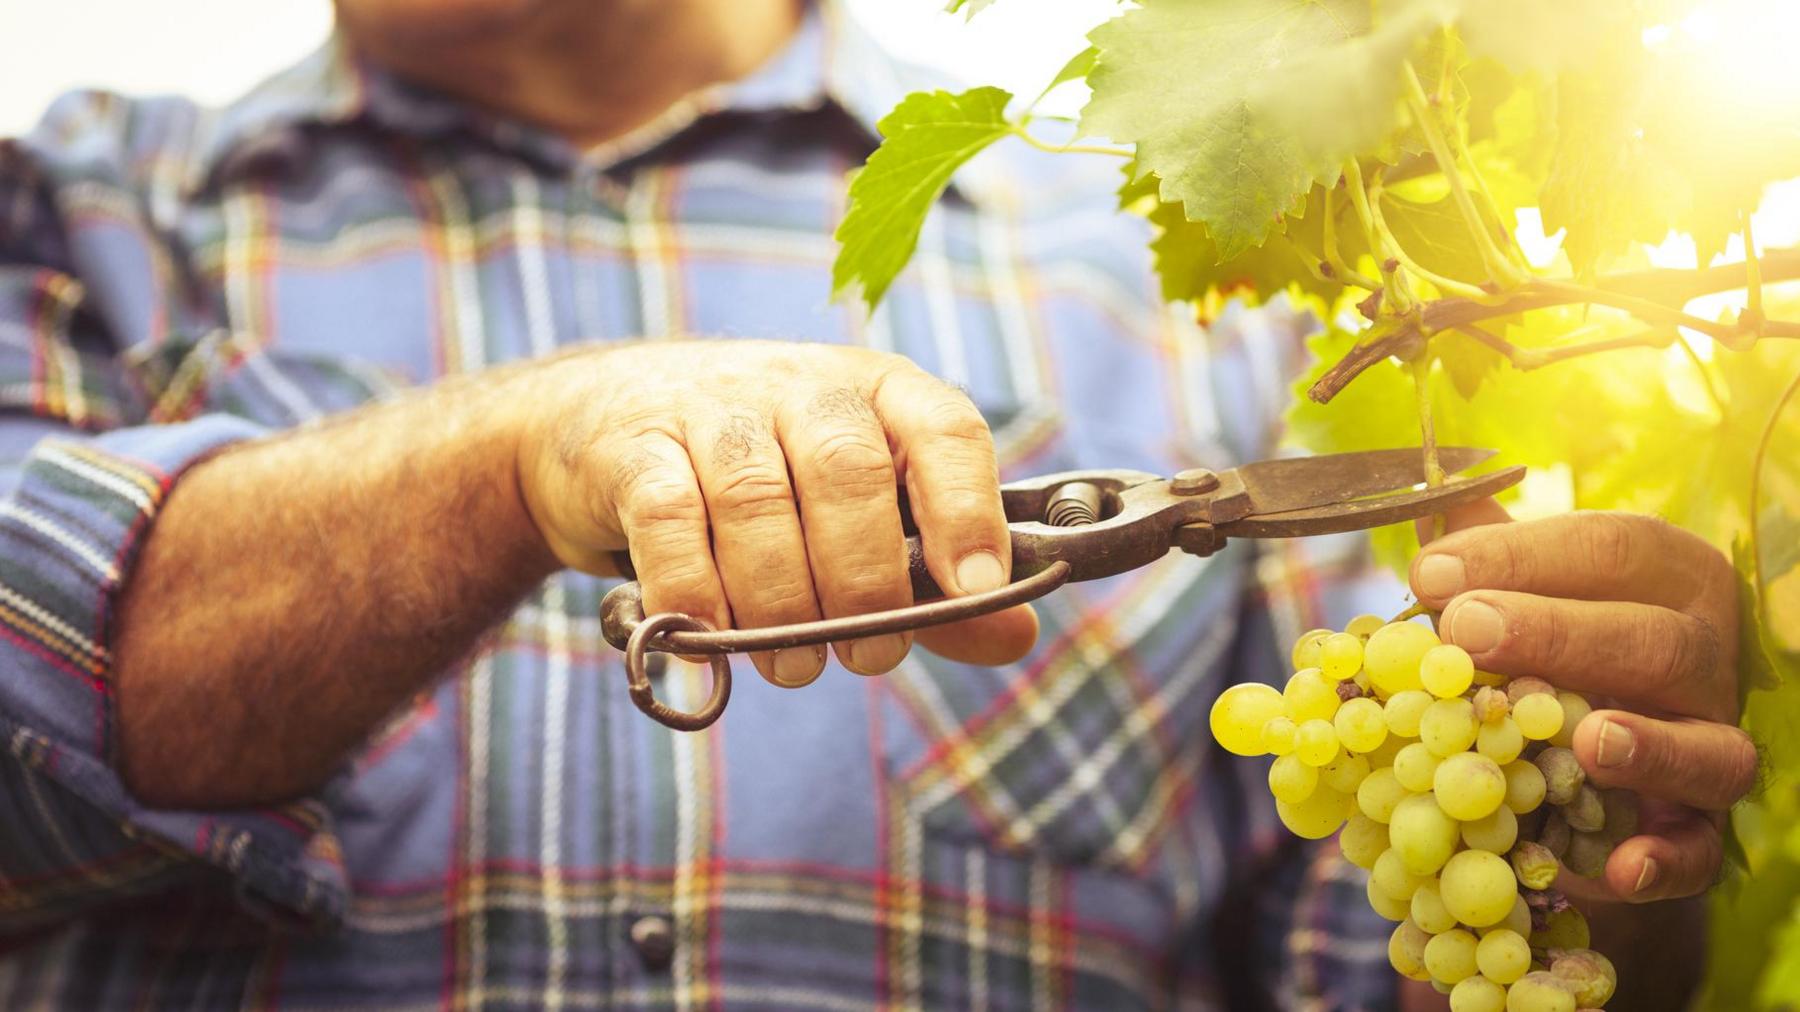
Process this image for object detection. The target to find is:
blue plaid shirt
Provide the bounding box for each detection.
[0,6,1400,1008]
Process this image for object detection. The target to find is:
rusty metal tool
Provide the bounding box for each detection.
[600,447,1524,730]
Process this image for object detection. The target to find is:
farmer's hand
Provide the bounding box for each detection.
[1411,503,1754,901]
[517,340,1038,688]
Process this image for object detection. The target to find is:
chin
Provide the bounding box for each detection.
[336,0,600,46]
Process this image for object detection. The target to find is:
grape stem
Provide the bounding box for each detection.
[1308,249,1800,403]
[1322,185,1381,290]
[1007,126,1132,159]
[1401,62,1524,289]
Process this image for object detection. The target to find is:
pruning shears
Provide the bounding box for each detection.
[600,447,1524,731]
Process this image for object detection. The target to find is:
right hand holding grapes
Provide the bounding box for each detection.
[511,340,1040,690]
[1410,502,1755,903]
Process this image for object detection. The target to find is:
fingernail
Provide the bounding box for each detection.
[1596,719,1636,768]
[1448,599,1504,653]
[955,551,1006,595]
[1417,553,1466,599]
[1634,857,1659,896]
[847,634,908,675]
[772,646,824,688]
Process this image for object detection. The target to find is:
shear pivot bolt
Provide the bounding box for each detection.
[1170,468,1219,495]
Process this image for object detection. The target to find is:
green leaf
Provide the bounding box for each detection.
[945,0,998,17]
[1081,0,1448,260]
[1122,171,1361,309]
[831,87,1016,310]
[1737,535,1800,698]
[1382,193,1493,285]
[1031,46,1097,109]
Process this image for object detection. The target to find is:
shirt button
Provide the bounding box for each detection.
[630,914,675,971]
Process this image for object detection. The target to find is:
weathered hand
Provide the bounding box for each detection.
[1411,502,1754,902]
[515,340,1037,688]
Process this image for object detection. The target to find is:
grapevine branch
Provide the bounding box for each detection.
[1308,249,1800,403]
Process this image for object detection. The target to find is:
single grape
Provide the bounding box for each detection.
[1504,676,1556,703]
[1472,685,1511,724]
[1505,971,1576,1012]
[1531,907,1591,951]
[1373,847,1428,901]
[1284,668,1340,724]
[1291,628,1333,671]
[1563,784,1605,833]
[1338,812,1389,869]
[1548,948,1617,1007]
[1357,767,1411,823]
[1439,850,1517,927]
[1367,874,1412,920]
[1321,751,1372,794]
[1563,830,1611,878]
[1391,793,1461,875]
[1364,620,1439,696]
[1461,804,1519,854]
[1421,697,1480,757]
[1537,808,1572,858]
[1434,752,1509,821]
[1210,683,1283,755]
[1550,691,1590,749]
[1334,697,1388,753]
[1510,840,1560,889]
[1420,643,1475,698]
[1501,759,1548,814]
[1449,975,1506,1012]
[1472,668,1509,687]
[1362,732,1408,769]
[1389,919,1433,980]
[1275,785,1352,839]
[1268,754,1319,804]
[1514,693,1564,741]
[1261,716,1298,755]
[1393,741,1443,793]
[1601,789,1640,844]
[1384,690,1435,738]
[1295,719,1340,767]
[1533,747,1585,806]
[1321,632,1364,681]
[1347,613,1386,639]
[1410,880,1457,934]
[1476,717,1525,764]
[1476,927,1531,984]
[1423,927,1480,984]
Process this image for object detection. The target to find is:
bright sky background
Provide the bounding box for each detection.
[0,0,1112,137]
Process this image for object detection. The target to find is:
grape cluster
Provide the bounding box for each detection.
[1210,614,1635,1011]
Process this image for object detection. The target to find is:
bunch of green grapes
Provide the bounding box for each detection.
[1210,614,1636,1011]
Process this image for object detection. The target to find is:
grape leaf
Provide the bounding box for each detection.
[1382,193,1493,286]
[831,87,1015,310]
[1737,535,1800,698]
[1081,0,1448,260]
[1031,46,1097,108]
[945,0,997,17]
[1123,171,1363,308]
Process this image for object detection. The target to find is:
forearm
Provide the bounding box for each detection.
[113,366,560,809]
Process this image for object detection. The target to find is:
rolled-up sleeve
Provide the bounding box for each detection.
[0,119,347,933]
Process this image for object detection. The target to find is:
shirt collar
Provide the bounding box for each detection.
[185,2,986,201]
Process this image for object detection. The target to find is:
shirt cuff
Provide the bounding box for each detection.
[0,414,349,929]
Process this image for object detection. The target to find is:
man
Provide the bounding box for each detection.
[0,0,1755,1007]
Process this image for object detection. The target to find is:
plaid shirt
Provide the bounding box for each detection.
[0,7,1401,1009]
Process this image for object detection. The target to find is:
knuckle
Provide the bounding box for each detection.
[807,431,895,492]
[1580,511,1638,580]
[709,464,796,522]
[627,476,707,529]
[1727,732,1760,802]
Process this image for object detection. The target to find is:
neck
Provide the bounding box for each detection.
[339,0,805,148]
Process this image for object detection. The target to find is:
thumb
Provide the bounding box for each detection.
[1414,496,1512,547]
